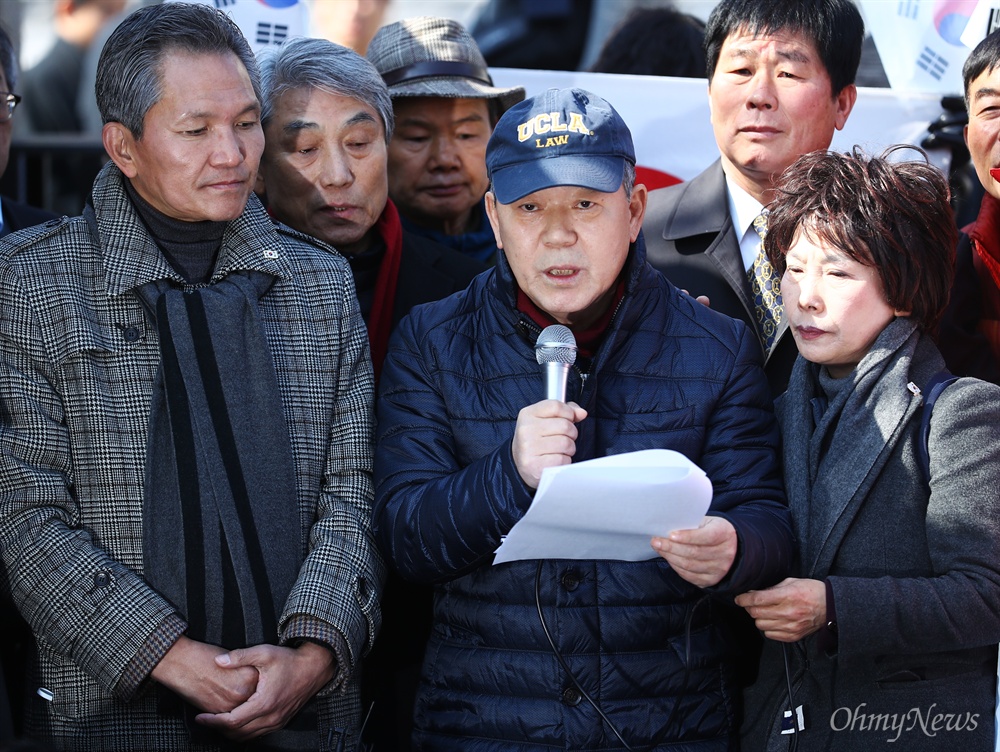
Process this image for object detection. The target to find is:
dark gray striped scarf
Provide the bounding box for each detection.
[138,271,302,650]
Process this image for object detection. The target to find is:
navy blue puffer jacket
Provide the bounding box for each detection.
[374,236,792,751]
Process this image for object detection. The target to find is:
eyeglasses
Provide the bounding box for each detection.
[0,92,21,123]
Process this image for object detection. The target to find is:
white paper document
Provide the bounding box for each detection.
[493,449,712,565]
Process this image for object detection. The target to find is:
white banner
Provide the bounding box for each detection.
[491,68,946,188]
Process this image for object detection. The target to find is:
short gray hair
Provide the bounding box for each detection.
[258,37,394,142]
[622,161,636,199]
[95,3,261,139]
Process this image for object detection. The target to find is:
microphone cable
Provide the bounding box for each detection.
[533,562,710,751]
[782,642,800,752]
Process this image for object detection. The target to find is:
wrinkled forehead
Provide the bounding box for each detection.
[967,61,1000,99]
[152,47,258,109]
[722,24,821,58]
[156,45,249,83]
[273,85,387,137]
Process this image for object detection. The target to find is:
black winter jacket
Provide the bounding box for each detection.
[374,236,792,751]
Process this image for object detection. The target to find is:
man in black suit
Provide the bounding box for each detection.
[643,0,863,394]
[0,25,58,238]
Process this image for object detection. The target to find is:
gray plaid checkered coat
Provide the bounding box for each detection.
[0,164,382,750]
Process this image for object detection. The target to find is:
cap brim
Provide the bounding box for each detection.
[491,155,626,204]
[388,76,525,113]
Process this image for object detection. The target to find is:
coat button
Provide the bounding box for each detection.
[561,686,582,706]
[561,570,580,591]
[122,326,141,343]
[93,571,112,588]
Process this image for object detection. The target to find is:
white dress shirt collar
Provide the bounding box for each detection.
[724,175,765,273]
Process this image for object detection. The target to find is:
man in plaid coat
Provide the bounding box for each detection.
[0,4,382,750]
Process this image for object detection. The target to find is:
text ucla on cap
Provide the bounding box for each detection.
[486,88,636,205]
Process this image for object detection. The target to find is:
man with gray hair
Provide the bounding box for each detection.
[256,36,484,379]
[0,4,381,749]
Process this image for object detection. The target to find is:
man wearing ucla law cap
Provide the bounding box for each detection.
[374,87,792,750]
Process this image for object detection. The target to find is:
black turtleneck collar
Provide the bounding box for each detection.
[124,179,227,285]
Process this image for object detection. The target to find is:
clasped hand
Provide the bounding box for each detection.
[152,635,336,740]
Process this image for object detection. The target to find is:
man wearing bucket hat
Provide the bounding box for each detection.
[374,87,792,750]
[367,17,524,264]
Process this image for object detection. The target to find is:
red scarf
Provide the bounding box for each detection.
[368,200,404,381]
[963,192,1000,359]
[515,278,625,360]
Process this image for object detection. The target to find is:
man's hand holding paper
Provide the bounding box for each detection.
[651,516,738,587]
[494,448,714,564]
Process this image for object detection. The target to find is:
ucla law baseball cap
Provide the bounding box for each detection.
[486,88,636,205]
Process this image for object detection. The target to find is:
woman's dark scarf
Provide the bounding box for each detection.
[781,317,921,574]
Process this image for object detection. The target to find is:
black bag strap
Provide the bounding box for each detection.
[918,370,960,484]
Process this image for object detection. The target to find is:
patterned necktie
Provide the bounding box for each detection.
[748,210,783,352]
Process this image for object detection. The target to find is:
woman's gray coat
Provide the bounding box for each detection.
[743,318,1000,751]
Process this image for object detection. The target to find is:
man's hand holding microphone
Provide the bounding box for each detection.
[513,325,587,489]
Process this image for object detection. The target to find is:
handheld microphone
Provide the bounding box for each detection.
[535,325,577,402]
